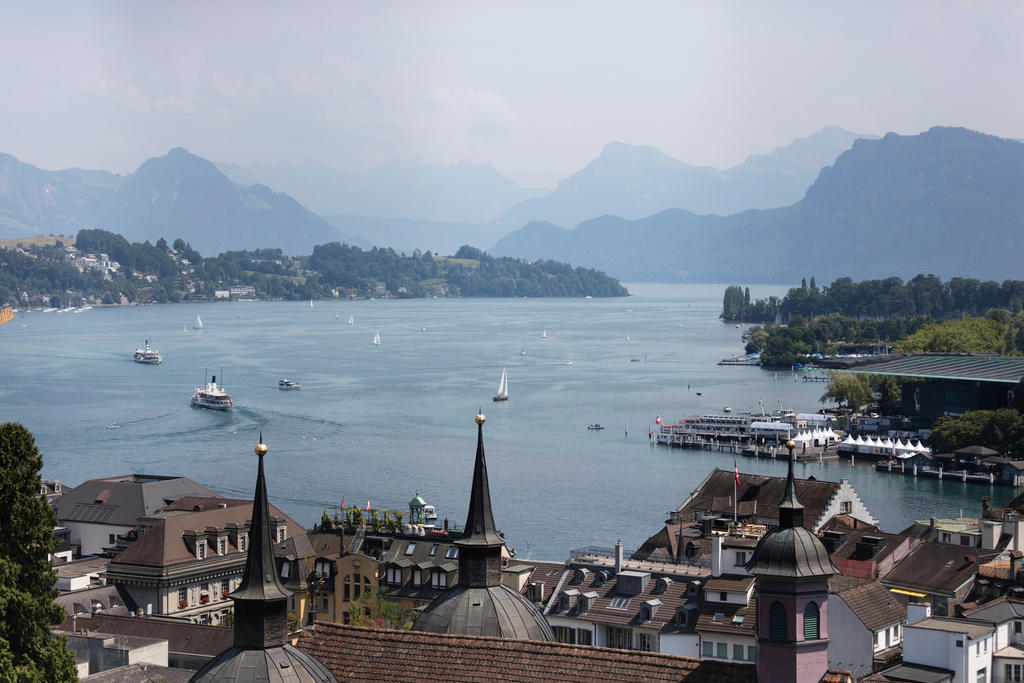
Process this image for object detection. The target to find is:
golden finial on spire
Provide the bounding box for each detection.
[785,439,796,451]
[475,410,486,425]
[256,430,268,457]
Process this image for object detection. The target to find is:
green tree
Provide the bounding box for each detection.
[819,372,873,411]
[929,409,1024,457]
[0,423,77,681]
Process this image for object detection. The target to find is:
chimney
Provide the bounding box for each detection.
[615,539,623,574]
[981,521,1000,550]
[711,534,724,577]
[907,602,931,623]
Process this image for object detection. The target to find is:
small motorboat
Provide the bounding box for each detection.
[106,423,121,429]
[587,424,605,430]
[564,360,573,365]
[278,379,301,390]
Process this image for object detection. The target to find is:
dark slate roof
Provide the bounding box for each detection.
[835,353,1024,384]
[193,646,335,682]
[837,582,907,630]
[747,526,835,578]
[882,542,996,596]
[56,475,222,527]
[298,624,757,682]
[962,596,1024,622]
[80,664,194,683]
[57,613,233,657]
[821,526,913,565]
[55,584,133,619]
[412,585,554,641]
[678,469,843,531]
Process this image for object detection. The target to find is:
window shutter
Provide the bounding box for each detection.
[769,602,787,641]
[803,602,820,640]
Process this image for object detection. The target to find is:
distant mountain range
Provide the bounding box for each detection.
[0,148,366,255]
[493,126,872,230]
[492,127,1024,283]
[217,158,545,224]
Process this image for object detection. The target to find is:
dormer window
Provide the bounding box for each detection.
[280,561,290,579]
[277,526,286,542]
[405,543,417,555]
[446,546,458,559]
[196,540,206,560]
[431,570,447,589]
[578,591,598,614]
[413,569,422,587]
[641,599,662,621]
[429,544,439,556]
[239,533,247,552]
[218,537,226,555]
[387,567,402,585]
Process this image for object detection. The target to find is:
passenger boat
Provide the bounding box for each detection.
[588,424,605,430]
[191,374,232,410]
[278,379,301,390]
[132,340,162,364]
[423,504,438,521]
[493,367,509,401]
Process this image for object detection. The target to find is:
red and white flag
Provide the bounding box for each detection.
[734,459,740,486]
[366,499,371,511]
[655,415,662,424]
[340,498,344,510]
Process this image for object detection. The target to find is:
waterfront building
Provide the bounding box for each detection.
[827,581,907,678]
[672,468,879,533]
[412,412,553,641]
[747,443,836,683]
[104,495,302,625]
[191,437,335,681]
[55,474,222,556]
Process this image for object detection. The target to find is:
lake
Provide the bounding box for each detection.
[0,283,999,560]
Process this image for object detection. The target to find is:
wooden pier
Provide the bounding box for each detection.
[654,432,838,461]
[873,461,1013,486]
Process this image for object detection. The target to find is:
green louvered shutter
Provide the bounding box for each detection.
[803,602,820,640]
[769,601,787,641]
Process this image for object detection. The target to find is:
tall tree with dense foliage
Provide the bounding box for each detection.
[819,372,873,412]
[929,409,1024,457]
[0,423,77,681]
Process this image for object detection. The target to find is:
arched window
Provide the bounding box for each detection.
[803,601,820,640]
[769,601,787,641]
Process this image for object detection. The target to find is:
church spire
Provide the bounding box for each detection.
[778,438,804,529]
[229,433,291,649]
[456,412,504,588]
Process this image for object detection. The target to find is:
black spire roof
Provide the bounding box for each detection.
[778,440,805,530]
[191,437,337,682]
[456,414,504,549]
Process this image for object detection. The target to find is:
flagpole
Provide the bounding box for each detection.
[733,459,739,526]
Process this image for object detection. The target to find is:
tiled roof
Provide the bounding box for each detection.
[546,566,696,629]
[694,596,757,636]
[677,470,842,531]
[882,542,996,596]
[829,574,874,594]
[298,623,756,682]
[862,662,954,682]
[109,499,303,567]
[704,576,755,593]
[837,582,906,630]
[833,353,1024,384]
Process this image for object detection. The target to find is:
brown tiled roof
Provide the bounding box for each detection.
[298,623,756,682]
[704,576,755,593]
[516,561,568,601]
[821,527,913,564]
[829,574,874,594]
[678,469,842,531]
[837,582,906,630]
[882,542,997,596]
[546,567,694,630]
[110,499,303,567]
[694,596,757,636]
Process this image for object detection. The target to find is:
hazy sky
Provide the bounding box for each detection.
[2,1,1021,187]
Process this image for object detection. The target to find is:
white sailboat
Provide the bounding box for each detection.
[372,329,382,345]
[541,330,548,340]
[520,344,526,356]
[348,315,354,325]
[493,367,508,401]
[193,314,204,330]
[309,299,314,308]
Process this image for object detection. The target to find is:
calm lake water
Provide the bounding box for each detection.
[0,284,1000,560]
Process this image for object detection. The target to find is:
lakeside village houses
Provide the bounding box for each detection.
[44,418,1024,682]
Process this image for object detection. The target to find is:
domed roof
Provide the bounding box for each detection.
[413,585,554,641]
[191,645,335,682]
[746,526,835,578]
